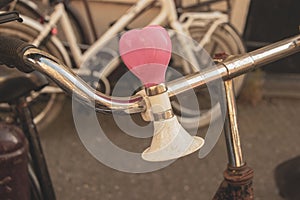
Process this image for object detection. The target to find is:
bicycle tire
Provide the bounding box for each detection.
[0,21,67,131]
[11,0,41,19]
[172,23,246,129]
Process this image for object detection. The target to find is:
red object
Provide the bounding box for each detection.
[51,27,58,35]
[119,25,172,87]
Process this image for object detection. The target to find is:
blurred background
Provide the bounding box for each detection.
[1,0,300,199]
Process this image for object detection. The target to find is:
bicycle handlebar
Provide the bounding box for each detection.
[0,36,35,72]
[0,35,300,114]
[167,34,300,97]
[0,36,145,113]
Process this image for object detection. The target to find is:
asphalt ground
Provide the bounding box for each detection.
[40,72,300,200]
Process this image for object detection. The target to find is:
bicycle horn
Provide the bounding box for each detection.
[119,25,204,162]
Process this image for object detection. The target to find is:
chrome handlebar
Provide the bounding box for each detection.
[23,34,300,114]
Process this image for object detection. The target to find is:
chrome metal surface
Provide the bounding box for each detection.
[24,49,146,114]
[223,80,244,167]
[22,34,300,114]
[167,65,227,97]
[222,34,300,79]
[168,34,300,97]
[145,84,167,96]
[152,109,174,121]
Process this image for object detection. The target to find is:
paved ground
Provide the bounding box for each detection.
[40,72,300,200]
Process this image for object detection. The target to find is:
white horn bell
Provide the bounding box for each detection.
[141,84,204,162]
[142,115,204,162]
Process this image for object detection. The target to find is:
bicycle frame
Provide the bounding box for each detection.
[30,0,231,73]
[179,11,228,50]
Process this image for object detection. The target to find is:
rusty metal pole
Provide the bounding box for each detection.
[223,79,244,168]
[213,79,254,200]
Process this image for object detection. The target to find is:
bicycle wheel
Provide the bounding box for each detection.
[0,21,67,131]
[171,23,246,129]
[9,0,42,19]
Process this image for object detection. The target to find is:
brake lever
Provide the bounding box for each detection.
[0,11,22,24]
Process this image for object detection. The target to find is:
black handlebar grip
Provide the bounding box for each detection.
[0,36,35,73]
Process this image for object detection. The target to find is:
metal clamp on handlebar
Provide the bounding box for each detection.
[144,84,175,122]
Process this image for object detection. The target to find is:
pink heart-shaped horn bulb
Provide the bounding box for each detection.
[119,25,172,87]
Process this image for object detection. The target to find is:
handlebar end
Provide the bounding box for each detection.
[0,36,35,73]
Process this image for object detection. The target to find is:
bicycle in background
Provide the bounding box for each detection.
[1,0,246,130]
